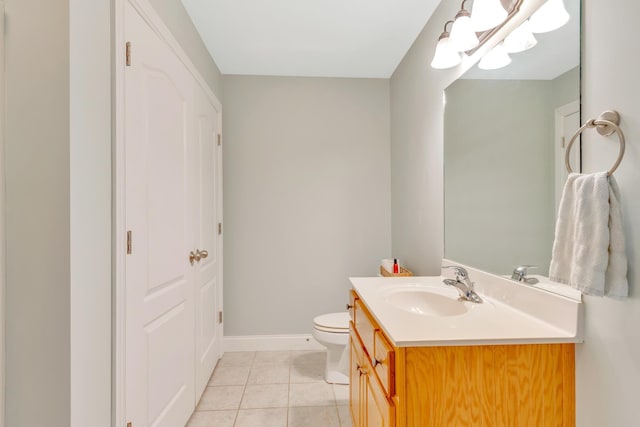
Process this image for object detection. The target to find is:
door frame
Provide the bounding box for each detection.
[0,3,5,426]
[113,1,222,425]
[554,100,580,212]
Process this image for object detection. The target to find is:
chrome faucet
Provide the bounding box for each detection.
[511,265,539,284]
[442,266,482,303]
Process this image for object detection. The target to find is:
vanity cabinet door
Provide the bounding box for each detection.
[373,329,395,397]
[365,357,395,427]
[351,325,395,427]
[351,291,398,426]
[349,327,365,427]
[354,299,376,358]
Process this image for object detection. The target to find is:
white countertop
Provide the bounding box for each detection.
[350,270,583,347]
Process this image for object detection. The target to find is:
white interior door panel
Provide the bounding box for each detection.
[193,89,223,399]
[125,3,195,426]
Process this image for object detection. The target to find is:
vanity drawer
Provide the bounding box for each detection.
[354,299,376,359]
[373,329,395,397]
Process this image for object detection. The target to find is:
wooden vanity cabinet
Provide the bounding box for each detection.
[349,328,364,427]
[349,290,576,427]
[349,326,395,427]
[350,292,396,427]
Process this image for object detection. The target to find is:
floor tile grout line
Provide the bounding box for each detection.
[192,350,338,426]
[233,351,255,426]
[286,350,292,426]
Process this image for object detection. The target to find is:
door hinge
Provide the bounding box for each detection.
[218,311,223,324]
[126,42,131,66]
[561,136,566,148]
[126,230,133,254]
[218,223,222,235]
[217,134,221,146]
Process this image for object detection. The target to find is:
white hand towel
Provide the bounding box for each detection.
[549,172,628,297]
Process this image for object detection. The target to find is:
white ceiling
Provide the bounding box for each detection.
[181,0,441,78]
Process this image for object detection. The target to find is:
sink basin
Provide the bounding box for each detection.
[350,274,583,346]
[382,287,469,317]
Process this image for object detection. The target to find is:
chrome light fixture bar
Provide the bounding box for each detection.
[430,0,570,71]
[466,0,524,56]
[431,0,522,70]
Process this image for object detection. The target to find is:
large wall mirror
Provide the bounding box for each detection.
[444,0,581,298]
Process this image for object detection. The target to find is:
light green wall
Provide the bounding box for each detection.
[443,68,579,277]
[444,79,556,276]
[389,0,454,276]
[223,75,391,335]
[551,66,580,110]
[577,1,640,425]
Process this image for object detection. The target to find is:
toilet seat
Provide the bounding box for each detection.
[313,312,350,333]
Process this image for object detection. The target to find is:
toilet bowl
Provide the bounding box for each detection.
[312,312,350,384]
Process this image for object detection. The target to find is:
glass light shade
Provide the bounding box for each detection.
[431,35,462,69]
[478,42,512,70]
[471,0,508,32]
[503,20,538,53]
[529,0,570,33]
[449,11,479,52]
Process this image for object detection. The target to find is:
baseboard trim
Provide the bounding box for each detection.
[223,334,325,352]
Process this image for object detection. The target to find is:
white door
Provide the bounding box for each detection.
[125,3,196,426]
[555,101,580,214]
[0,4,5,426]
[193,88,223,399]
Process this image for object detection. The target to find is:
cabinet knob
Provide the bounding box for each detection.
[199,249,209,259]
[346,303,353,310]
[373,358,382,368]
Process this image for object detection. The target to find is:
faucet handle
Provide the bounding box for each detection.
[442,265,469,280]
[511,265,537,281]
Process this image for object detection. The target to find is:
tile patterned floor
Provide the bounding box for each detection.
[186,350,352,427]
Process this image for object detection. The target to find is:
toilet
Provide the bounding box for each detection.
[312,312,351,384]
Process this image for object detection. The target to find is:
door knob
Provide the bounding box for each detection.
[189,249,208,265]
[189,250,201,265]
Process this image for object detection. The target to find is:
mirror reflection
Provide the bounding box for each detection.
[444,0,581,298]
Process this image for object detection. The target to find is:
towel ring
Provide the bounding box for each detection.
[565,110,625,176]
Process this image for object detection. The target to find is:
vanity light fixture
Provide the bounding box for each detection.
[471,0,508,32]
[529,0,570,33]
[430,20,463,69]
[449,0,479,52]
[478,41,512,69]
[430,0,567,70]
[503,19,537,53]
